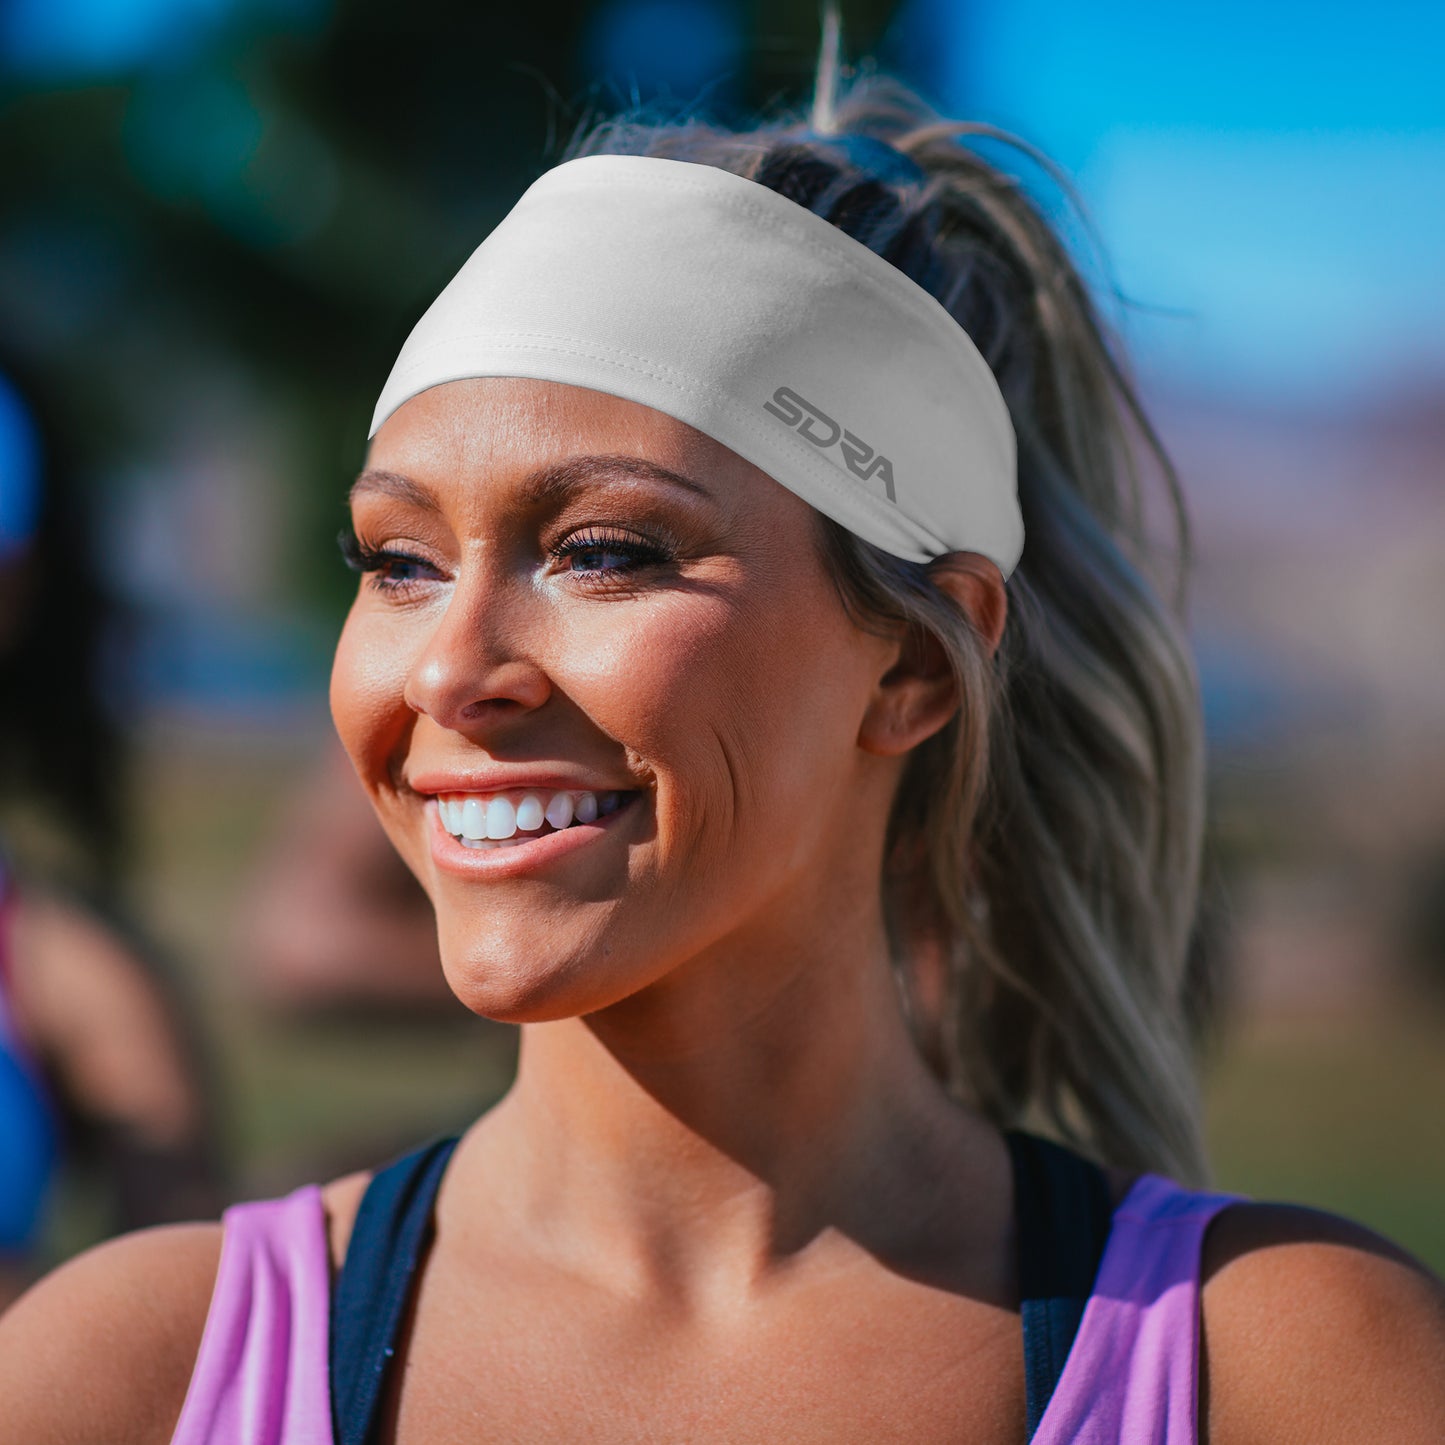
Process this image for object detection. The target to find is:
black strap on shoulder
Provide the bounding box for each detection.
[1005,1129,1115,1441]
[330,1135,459,1445]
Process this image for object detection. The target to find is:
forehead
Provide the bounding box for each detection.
[362,376,796,524]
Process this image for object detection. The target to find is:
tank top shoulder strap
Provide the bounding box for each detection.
[330,1135,459,1445]
[1031,1173,1242,1445]
[170,1184,333,1445]
[1004,1129,1115,1439]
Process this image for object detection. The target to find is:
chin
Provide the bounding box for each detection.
[437,932,649,1025]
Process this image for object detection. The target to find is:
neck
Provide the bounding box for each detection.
[459,904,1007,1306]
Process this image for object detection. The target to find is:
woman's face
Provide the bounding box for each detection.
[331,377,904,1023]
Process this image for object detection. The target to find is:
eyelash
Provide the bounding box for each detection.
[338,530,438,594]
[337,526,676,594]
[547,527,674,580]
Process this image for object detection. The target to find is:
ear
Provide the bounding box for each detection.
[857,552,1007,759]
[929,552,1007,656]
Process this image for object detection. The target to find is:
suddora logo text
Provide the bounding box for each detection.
[763,386,896,503]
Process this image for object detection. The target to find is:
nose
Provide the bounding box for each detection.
[403,574,551,731]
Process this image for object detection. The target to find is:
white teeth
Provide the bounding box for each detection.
[439,787,619,840]
[460,797,487,840]
[486,796,517,840]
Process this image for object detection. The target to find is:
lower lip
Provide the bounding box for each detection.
[427,796,640,879]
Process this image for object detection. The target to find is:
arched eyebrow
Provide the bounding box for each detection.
[517,454,713,505]
[348,469,440,510]
[349,455,714,510]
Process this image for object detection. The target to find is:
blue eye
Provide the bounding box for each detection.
[569,544,643,572]
[551,529,671,577]
[339,529,442,593]
[374,555,433,584]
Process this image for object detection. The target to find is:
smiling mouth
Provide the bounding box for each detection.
[435,788,637,849]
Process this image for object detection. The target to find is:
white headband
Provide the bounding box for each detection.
[371,154,1024,576]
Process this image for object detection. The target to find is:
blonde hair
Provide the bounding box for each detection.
[567,71,1210,1185]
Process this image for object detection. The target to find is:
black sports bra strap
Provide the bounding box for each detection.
[1005,1130,1115,1440]
[330,1135,460,1445]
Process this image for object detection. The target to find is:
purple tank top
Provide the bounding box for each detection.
[170,1186,332,1445]
[1032,1176,1238,1443]
[171,1173,1237,1444]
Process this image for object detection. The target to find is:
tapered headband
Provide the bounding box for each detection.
[371,154,1024,575]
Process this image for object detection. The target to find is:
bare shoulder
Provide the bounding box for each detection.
[1200,1201,1445,1445]
[0,1221,222,1444]
[321,1168,373,1269]
[0,1174,377,1442]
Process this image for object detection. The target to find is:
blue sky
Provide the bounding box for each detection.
[0,0,322,71]
[889,0,1445,404]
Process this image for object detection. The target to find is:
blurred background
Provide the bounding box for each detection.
[1,0,1442,1278]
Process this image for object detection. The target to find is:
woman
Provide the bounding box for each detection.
[3,75,1443,1443]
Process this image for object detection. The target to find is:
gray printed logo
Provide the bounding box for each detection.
[763,385,896,503]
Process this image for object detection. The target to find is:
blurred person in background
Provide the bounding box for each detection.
[0,359,224,1308]
[240,737,451,1013]
[4,50,1445,1445]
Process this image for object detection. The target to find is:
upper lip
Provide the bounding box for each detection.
[406,767,637,797]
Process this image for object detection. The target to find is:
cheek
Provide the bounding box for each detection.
[559,582,868,846]
[329,602,418,785]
